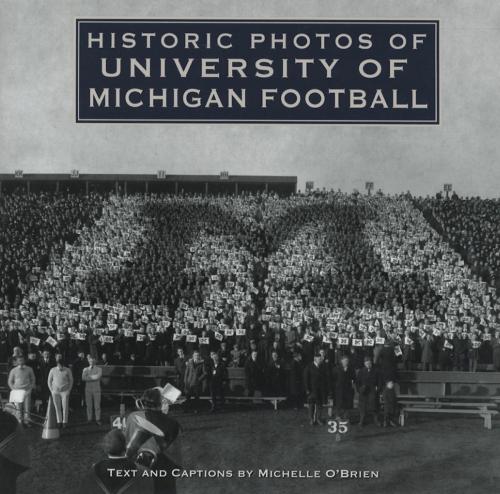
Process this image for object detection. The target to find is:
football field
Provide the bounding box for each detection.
[18,404,500,494]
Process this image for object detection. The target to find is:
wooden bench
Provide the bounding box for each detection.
[400,401,497,410]
[439,395,500,402]
[101,389,149,402]
[102,390,286,411]
[398,394,500,405]
[398,394,438,400]
[400,405,499,429]
[198,395,287,411]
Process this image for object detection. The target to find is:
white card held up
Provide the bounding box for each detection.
[160,383,182,404]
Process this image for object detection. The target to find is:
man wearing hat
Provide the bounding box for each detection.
[356,356,381,427]
[79,429,153,494]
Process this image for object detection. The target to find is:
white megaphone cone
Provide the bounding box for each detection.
[42,397,60,440]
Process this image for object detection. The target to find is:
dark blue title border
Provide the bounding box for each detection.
[76,19,439,124]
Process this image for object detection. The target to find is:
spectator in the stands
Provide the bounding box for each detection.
[0,190,499,380]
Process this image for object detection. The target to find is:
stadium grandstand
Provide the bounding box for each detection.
[2,174,500,494]
[1,179,499,388]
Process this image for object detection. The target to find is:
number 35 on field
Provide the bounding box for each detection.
[327,420,349,434]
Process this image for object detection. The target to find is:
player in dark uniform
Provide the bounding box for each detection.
[125,388,182,494]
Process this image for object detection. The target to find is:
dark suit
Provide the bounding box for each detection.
[173,356,187,392]
[303,362,325,423]
[356,366,381,425]
[319,359,332,403]
[72,357,87,407]
[266,360,286,396]
[206,359,228,410]
[38,358,54,410]
[378,345,398,383]
[303,363,324,401]
[244,358,263,396]
[288,359,304,408]
[304,362,324,403]
[332,365,356,418]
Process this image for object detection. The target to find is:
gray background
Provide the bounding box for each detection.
[0,0,498,197]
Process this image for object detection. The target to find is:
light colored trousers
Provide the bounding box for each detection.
[52,390,70,424]
[85,387,101,421]
[13,390,31,423]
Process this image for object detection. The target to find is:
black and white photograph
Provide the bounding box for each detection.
[0,2,499,494]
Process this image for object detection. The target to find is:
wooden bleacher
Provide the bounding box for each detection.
[396,370,500,399]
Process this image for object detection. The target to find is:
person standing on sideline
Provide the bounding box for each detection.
[39,350,54,412]
[288,351,304,410]
[72,351,87,409]
[207,351,228,412]
[356,356,381,428]
[382,380,398,427]
[7,356,35,427]
[303,353,325,426]
[332,354,356,421]
[47,354,73,428]
[183,351,206,413]
[173,348,187,394]
[82,355,102,425]
[244,350,263,397]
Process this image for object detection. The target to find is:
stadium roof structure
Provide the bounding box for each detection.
[0,173,297,195]
[0,173,296,182]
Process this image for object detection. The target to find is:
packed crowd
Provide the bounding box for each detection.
[1,191,500,384]
[0,192,103,306]
[416,196,500,294]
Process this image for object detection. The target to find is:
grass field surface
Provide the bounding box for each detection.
[17,404,500,494]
